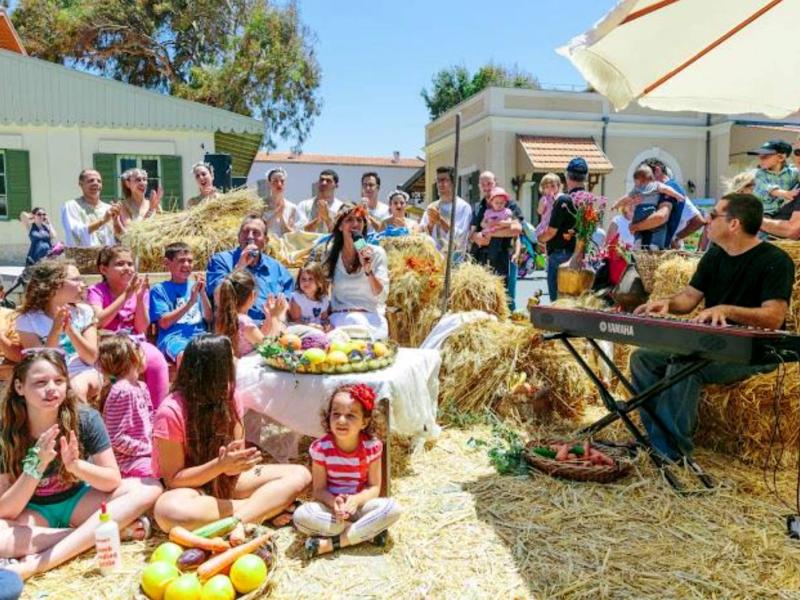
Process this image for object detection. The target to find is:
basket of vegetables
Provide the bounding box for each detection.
[258,330,397,375]
[525,439,633,483]
[132,517,277,600]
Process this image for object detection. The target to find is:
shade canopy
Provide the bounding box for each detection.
[558,0,800,118]
[518,136,614,175]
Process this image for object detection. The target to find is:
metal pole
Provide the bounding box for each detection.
[440,113,461,313]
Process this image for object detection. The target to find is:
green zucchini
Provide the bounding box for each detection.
[192,516,240,538]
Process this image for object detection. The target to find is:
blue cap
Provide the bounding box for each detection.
[747,139,792,157]
[566,157,589,175]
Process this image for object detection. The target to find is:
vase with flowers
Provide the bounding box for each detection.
[557,190,606,297]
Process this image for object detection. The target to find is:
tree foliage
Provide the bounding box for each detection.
[11,0,322,150]
[421,63,540,120]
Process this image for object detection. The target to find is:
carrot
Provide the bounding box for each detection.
[583,441,591,459]
[196,532,272,581]
[554,444,569,462]
[169,526,231,553]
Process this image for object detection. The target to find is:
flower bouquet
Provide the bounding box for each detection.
[557,190,606,297]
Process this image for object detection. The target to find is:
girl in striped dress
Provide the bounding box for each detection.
[294,383,401,558]
[97,334,157,481]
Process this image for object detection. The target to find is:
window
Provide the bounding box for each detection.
[117,155,161,198]
[0,151,6,218]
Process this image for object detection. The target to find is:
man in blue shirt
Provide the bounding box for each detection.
[206,214,294,323]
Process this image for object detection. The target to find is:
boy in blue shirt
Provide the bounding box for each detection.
[150,242,212,364]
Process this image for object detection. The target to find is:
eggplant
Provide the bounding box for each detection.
[177,548,208,571]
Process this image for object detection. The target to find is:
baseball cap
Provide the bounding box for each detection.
[566,157,589,175]
[747,140,792,156]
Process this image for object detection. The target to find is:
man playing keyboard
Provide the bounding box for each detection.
[632,193,795,461]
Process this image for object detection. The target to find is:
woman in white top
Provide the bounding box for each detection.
[323,204,389,339]
[263,168,304,237]
[117,168,162,238]
[607,204,635,248]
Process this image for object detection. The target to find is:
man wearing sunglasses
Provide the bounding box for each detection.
[631,193,794,461]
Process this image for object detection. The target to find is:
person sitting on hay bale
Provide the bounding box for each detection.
[378,190,419,237]
[186,162,220,209]
[206,214,295,325]
[150,243,212,366]
[0,350,161,581]
[761,144,800,240]
[294,384,401,558]
[263,167,305,237]
[325,204,390,339]
[632,193,795,461]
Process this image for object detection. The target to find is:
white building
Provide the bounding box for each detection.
[0,9,263,263]
[249,152,425,204]
[424,86,800,224]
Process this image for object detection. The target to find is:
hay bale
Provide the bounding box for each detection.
[634,249,692,293]
[447,262,510,320]
[123,189,263,271]
[438,320,592,422]
[697,364,800,468]
[772,240,800,332]
[649,254,701,299]
[382,236,445,346]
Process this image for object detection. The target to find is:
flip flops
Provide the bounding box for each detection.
[121,515,152,541]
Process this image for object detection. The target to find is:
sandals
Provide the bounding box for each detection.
[304,535,340,559]
[371,530,389,547]
[268,500,302,529]
[121,515,152,542]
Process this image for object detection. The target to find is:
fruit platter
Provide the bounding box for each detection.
[133,517,276,600]
[257,329,397,375]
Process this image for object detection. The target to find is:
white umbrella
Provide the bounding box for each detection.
[558,0,800,118]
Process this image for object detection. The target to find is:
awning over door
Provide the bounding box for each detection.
[518,135,614,175]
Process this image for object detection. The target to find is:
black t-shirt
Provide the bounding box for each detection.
[775,197,800,220]
[689,242,795,322]
[470,197,524,256]
[546,189,579,254]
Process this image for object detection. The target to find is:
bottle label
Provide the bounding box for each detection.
[96,536,121,571]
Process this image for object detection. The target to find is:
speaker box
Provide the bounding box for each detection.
[204,153,233,191]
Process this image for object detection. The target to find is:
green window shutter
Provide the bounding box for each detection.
[468,170,480,204]
[159,155,183,211]
[6,149,32,219]
[93,153,118,201]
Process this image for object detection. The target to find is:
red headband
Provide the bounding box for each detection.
[348,384,376,412]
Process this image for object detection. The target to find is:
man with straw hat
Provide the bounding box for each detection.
[632,193,794,461]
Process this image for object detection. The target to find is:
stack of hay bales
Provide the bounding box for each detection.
[698,239,800,467]
[438,320,594,422]
[382,235,445,347]
[123,189,263,272]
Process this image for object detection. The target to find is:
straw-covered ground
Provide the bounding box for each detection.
[22,413,800,600]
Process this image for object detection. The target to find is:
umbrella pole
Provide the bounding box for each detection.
[440,112,461,313]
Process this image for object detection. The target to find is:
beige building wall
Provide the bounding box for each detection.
[0,125,214,261]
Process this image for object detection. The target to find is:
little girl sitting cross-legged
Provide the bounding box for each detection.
[294,383,401,558]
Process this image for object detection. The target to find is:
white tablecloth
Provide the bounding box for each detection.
[236,348,442,441]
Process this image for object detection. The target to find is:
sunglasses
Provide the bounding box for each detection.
[707,208,732,221]
[22,347,67,358]
[35,212,47,217]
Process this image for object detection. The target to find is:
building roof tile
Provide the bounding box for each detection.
[518,135,614,174]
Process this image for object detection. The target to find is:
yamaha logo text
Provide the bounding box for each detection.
[599,321,635,337]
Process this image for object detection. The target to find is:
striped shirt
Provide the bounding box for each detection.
[102,379,155,478]
[309,434,382,495]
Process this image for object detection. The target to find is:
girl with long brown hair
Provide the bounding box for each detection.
[214,270,287,357]
[87,245,169,406]
[15,260,100,402]
[152,335,310,537]
[0,350,161,580]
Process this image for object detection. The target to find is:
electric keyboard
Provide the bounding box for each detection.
[530,305,800,365]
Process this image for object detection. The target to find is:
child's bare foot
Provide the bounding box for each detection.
[121,516,152,542]
[268,500,301,529]
[1,556,37,581]
[228,522,247,546]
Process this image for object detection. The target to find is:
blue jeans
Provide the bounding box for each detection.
[506,260,518,311]
[633,205,668,249]
[0,570,23,600]
[546,249,572,302]
[630,349,776,459]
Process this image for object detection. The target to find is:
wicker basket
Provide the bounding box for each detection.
[263,341,398,375]
[632,249,697,294]
[64,246,102,274]
[525,439,633,483]
[131,537,277,599]
[557,266,595,297]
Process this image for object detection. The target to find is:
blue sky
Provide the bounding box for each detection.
[7,0,620,157]
[295,0,619,158]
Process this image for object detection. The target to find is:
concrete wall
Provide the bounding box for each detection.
[247,161,421,204]
[0,124,214,264]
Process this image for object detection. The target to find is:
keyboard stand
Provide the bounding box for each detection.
[546,333,715,491]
